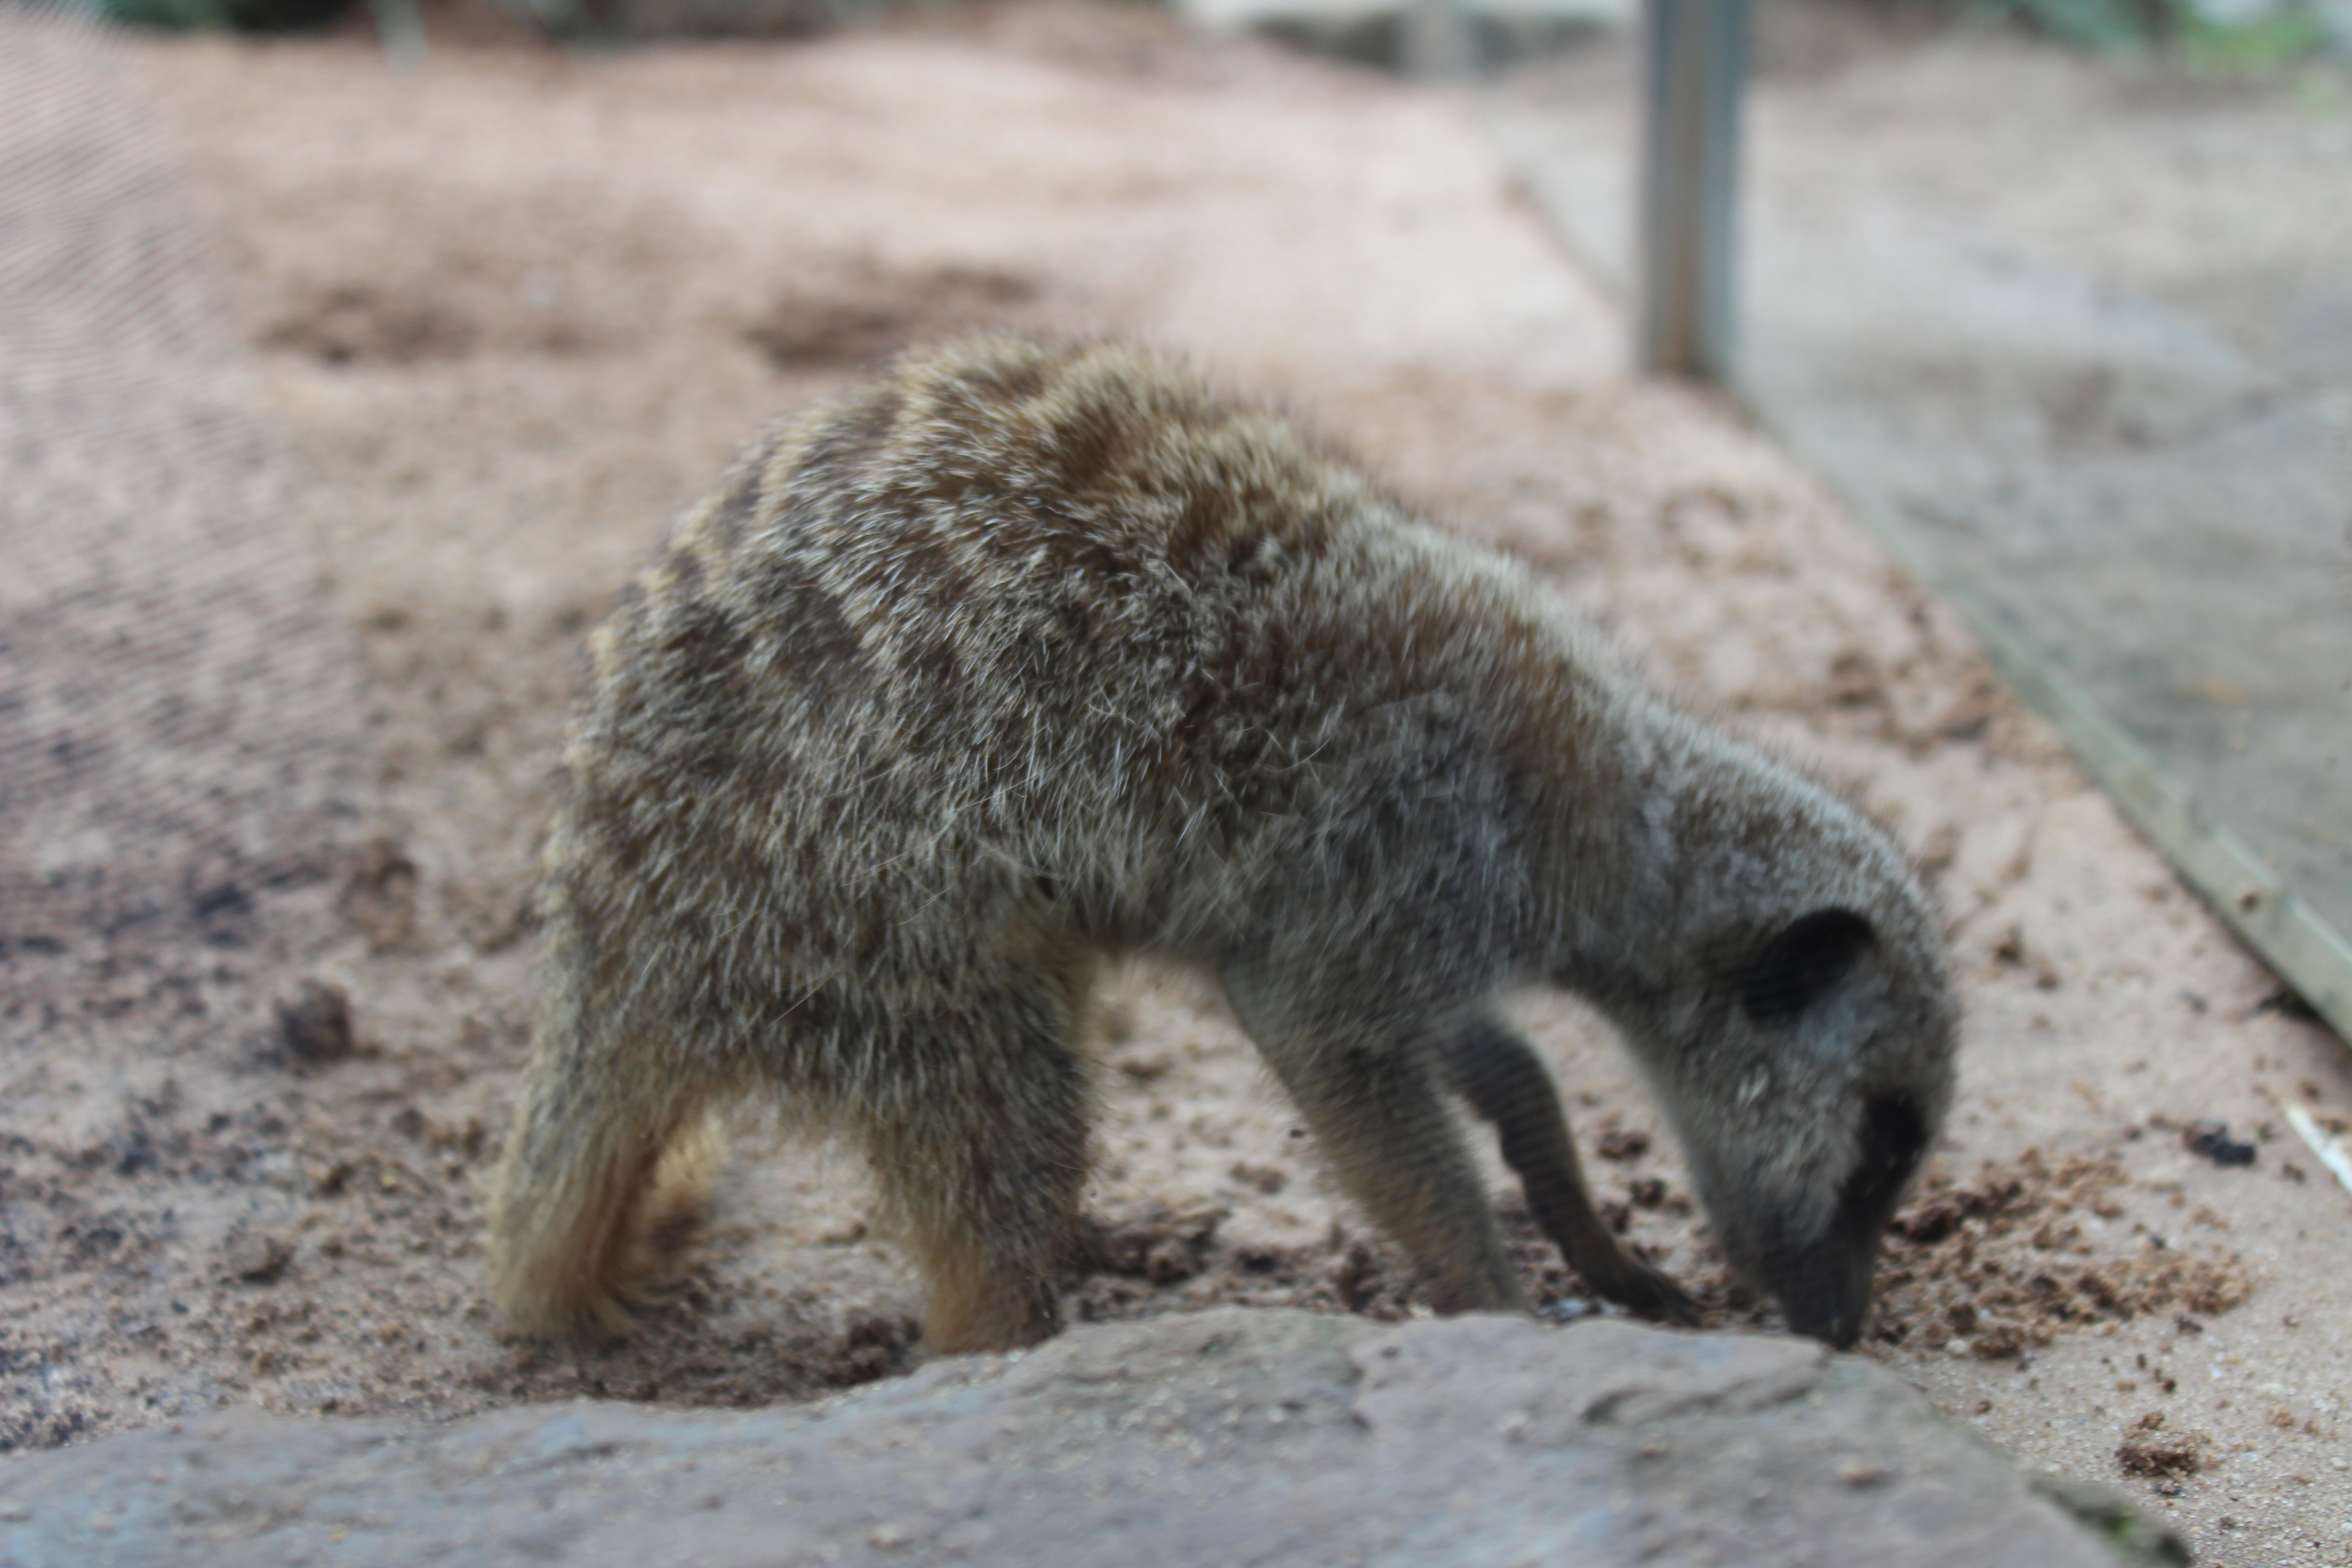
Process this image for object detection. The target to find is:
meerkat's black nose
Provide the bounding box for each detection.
[1764,1236,1877,1351]
[1784,1294,1867,1351]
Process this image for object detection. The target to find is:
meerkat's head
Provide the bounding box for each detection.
[1579,738,1959,1349]
[1666,901,1955,1348]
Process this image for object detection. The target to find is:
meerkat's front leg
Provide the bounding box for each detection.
[1437,1018,1699,1326]
[1223,965,1524,1314]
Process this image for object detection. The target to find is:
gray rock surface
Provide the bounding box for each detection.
[0,1309,2181,1567]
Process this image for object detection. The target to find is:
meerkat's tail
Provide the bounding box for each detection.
[630,1112,728,1278]
[485,1032,723,1344]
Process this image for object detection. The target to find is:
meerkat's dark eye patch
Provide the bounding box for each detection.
[1844,1090,1927,1218]
[1737,908,1875,1025]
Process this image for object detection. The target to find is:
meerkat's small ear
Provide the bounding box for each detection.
[1738,908,1875,1025]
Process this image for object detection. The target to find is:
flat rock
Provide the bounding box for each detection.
[0,1309,2180,1567]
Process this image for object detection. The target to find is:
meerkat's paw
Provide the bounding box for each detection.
[487,1244,642,1346]
[487,1114,730,1347]
[921,1277,1061,1357]
[1588,1253,1701,1328]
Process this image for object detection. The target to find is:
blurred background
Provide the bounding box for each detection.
[3,1,2347,1563]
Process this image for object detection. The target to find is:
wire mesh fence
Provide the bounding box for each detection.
[1490,21,2352,1040]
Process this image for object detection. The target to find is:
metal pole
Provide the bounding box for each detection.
[1637,0,1748,380]
[1402,0,1475,82]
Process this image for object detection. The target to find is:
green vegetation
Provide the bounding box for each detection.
[67,0,363,29]
[67,0,233,27]
[1975,0,2339,61]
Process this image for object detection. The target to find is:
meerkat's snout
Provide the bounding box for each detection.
[1656,904,1952,1349]
[1750,1090,1932,1349]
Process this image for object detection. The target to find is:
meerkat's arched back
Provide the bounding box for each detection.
[486,336,1957,1355]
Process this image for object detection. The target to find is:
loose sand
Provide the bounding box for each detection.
[4,6,2347,1562]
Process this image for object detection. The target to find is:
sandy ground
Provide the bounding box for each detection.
[3,5,2349,1563]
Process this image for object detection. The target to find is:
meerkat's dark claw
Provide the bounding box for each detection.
[1597,1255,1701,1328]
[1439,1018,1700,1330]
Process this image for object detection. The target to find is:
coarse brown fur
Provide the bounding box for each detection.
[486,337,1958,1355]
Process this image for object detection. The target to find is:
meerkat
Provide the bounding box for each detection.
[486,336,1957,1356]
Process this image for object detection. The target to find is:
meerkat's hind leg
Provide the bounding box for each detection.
[486,1042,724,1345]
[862,971,1094,1356]
[1437,1018,1698,1326]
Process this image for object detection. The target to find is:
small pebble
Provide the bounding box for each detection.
[225,1231,294,1285]
[276,979,355,1064]
[2182,1120,2255,1167]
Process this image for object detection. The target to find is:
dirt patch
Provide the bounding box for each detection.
[2119,1412,2213,1479]
[1874,1147,2253,1361]
[742,260,1047,370]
